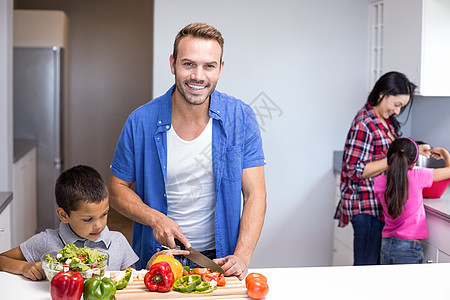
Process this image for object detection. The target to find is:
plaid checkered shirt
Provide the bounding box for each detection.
[334,103,396,227]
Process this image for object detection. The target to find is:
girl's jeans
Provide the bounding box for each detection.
[380,237,424,264]
[351,213,384,265]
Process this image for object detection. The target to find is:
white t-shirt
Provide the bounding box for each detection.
[166,118,215,251]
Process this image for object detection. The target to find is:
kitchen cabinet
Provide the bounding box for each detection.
[0,195,12,253]
[422,241,438,263]
[438,250,450,263]
[422,206,450,263]
[332,174,353,266]
[12,144,37,247]
[383,0,450,96]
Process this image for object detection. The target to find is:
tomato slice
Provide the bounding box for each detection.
[192,268,225,286]
[217,273,226,286]
[202,273,218,282]
[193,268,210,276]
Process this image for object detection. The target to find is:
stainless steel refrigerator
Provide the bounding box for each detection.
[14,47,66,232]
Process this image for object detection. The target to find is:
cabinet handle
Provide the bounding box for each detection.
[426,259,434,263]
[0,228,4,232]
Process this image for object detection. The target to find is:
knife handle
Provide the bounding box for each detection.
[174,238,186,250]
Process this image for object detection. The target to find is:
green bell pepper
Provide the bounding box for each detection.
[83,276,116,300]
[172,274,202,293]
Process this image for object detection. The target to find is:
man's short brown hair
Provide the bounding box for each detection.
[173,23,224,62]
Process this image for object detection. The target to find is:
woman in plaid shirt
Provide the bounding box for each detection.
[334,71,431,265]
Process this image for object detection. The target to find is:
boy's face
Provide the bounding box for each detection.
[57,199,109,241]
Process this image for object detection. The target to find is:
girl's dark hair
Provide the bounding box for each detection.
[55,165,109,215]
[384,138,418,219]
[367,71,417,136]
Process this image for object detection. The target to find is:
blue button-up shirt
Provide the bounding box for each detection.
[111,85,265,269]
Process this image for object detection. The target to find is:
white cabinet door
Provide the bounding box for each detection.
[424,212,450,257]
[383,0,450,96]
[0,204,12,253]
[12,148,37,247]
[422,241,439,263]
[438,251,450,263]
[332,174,354,266]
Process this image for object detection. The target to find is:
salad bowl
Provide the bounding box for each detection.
[41,244,109,281]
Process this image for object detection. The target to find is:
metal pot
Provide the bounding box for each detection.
[416,155,445,168]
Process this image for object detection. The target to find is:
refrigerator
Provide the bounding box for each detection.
[13,47,67,232]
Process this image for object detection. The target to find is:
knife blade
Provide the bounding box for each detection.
[175,238,224,273]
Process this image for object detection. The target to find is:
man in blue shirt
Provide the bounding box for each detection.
[108,23,266,280]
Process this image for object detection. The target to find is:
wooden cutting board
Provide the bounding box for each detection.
[115,276,248,299]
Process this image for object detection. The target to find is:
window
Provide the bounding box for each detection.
[370,1,384,87]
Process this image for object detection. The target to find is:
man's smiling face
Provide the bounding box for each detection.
[170,35,224,106]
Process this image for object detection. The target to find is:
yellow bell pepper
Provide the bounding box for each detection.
[152,254,183,281]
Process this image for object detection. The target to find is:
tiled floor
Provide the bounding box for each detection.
[107,208,133,244]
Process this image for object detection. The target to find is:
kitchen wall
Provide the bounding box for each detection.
[0,0,13,192]
[411,97,450,150]
[154,0,373,267]
[11,0,446,268]
[15,0,154,181]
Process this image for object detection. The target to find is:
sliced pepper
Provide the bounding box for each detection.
[144,261,174,292]
[193,285,217,294]
[194,281,210,292]
[172,274,202,293]
[114,268,132,290]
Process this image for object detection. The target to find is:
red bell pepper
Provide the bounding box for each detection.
[144,261,174,292]
[50,270,84,300]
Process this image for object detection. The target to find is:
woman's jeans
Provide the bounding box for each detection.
[380,237,424,264]
[351,213,384,265]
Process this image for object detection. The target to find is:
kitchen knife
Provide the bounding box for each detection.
[175,238,224,273]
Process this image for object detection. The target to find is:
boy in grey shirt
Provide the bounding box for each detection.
[0,165,139,280]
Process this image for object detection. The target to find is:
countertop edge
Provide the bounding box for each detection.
[424,201,450,221]
[0,192,13,215]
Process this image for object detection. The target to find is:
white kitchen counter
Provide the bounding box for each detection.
[1,263,450,299]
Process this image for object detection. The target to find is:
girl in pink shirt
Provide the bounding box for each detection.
[374,137,450,264]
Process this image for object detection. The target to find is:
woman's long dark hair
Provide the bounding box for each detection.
[384,138,418,219]
[368,71,417,136]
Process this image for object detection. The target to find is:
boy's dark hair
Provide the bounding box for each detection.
[55,165,108,215]
[384,138,418,219]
